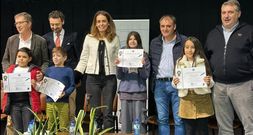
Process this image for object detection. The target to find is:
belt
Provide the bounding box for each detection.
[156,77,173,81]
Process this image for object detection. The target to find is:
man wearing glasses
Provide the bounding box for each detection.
[2,12,49,73]
[1,12,48,134]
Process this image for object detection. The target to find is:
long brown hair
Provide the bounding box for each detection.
[90,10,116,42]
[126,31,143,49]
[177,36,212,75]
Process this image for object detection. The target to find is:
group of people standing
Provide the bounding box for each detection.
[149,0,253,135]
[1,0,253,135]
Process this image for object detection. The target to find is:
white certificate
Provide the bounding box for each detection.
[117,49,143,68]
[37,77,65,102]
[2,73,31,93]
[176,67,207,89]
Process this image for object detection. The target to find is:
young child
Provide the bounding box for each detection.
[172,36,214,135]
[44,47,75,131]
[1,47,41,134]
[115,31,150,134]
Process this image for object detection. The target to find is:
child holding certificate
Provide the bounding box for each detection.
[172,36,214,135]
[115,31,150,134]
[1,47,42,134]
[43,47,75,131]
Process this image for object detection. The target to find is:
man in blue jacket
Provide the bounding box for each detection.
[149,15,186,135]
[204,0,253,134]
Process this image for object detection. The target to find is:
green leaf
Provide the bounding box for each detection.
[13,128,24,135]
[98,127,114,135]
[75,110,85,135]
[89,106,109,135]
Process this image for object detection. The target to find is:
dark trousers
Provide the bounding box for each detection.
[86,74,117,129]
[10,102,33,134]
[75,74,87,116]
[182,118,209,135]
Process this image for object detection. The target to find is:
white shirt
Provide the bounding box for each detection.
[19,33,32,49]
[13,66,29,73]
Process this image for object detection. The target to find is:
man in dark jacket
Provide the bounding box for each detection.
[204,0,253,134]
[43,10,82,121]
[149,15,186,135]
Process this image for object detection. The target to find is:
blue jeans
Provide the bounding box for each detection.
[154,80,185,135]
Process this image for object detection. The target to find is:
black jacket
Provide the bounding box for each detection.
[204,22,253,83]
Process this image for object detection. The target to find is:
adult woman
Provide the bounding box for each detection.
[74,10,120,130]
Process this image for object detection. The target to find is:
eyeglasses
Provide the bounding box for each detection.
[14,21,28,26]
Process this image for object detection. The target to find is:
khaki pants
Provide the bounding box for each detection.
[46,103,69,130]
[69,89,76,121]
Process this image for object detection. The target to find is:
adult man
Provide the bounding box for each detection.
[1,12,48,135]
[204,0,253,134]
[149,15,186,135]
[43,10,81,121]
[2,12,48,73]
[43,10,80,69]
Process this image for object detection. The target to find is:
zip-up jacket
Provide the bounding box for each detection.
[1,64,41,114]
[149,32,187,91]
[204,22,253,84]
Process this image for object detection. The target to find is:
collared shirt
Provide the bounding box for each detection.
[19,33,32,49]
[54,29,65,47]
[156,37,176,78]
[222,22,239,45]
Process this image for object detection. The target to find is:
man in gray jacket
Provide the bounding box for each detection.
[1,12,48,135]
[2,12,48,73]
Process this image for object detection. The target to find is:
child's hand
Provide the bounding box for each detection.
[31,79,36,88]
[114,58,120,65]
[204,76,211,86]
[141,57,145,65]
[173,76,180,85]
[36,71,44,81]
[59,91,65,98]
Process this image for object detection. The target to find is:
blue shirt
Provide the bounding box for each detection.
[156,37,176,78]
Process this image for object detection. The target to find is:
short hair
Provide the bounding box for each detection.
[126,31,143,49]
[14,12,32,23]
[17,47,33,58]
[48,10,65,21]
[222,0,241,12]
[90,10,116,42]
[159,14,177,25]
[52,47,67,57]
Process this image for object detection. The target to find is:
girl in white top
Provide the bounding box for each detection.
[172,36,214,135]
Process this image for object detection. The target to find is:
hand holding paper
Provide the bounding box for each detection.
[117,49,143,68]
[37,77,65,102]
[176,67,207,89]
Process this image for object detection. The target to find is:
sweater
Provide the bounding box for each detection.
[117,52,150,93]
[45,66,75,103]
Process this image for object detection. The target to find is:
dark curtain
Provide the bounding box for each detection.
[1,0,253,115]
